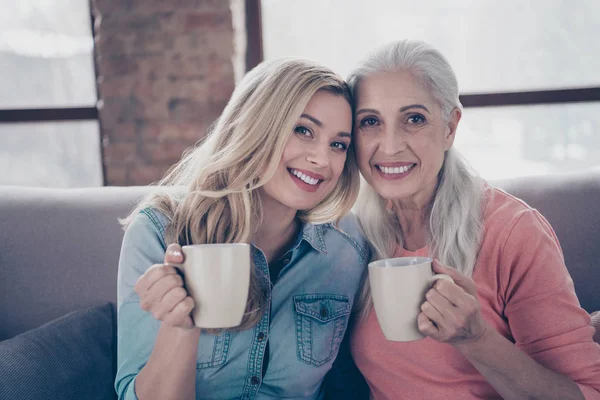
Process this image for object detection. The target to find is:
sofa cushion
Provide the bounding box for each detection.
[0,303,116,400]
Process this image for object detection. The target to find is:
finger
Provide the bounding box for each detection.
[417,312,439,336]
[425,287,455,316]
[140,273,184,312]
[144,265,180,293]
[151,286,188,320]
[433,280,473,308]
[134,264,176,294]
[432,259,478,296]
[163,297,195,328]
[164,243,184,265]
[421,299,444,326]
[433,279,465,307]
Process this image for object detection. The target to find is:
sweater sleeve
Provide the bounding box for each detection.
[501,209,600,399]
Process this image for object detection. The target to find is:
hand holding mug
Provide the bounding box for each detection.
[417,259,488,344]
[134,243,196,330]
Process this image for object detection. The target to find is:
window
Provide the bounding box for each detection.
[261,0,600,179]
[0,0,102,187]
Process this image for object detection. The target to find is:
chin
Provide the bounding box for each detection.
[376,186,412,202]
[290,194,329,212]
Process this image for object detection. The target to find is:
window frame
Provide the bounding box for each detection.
[247,0,600,109]
[2,0,599,183]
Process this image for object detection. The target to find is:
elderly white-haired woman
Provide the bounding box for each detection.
[345,40,600,399]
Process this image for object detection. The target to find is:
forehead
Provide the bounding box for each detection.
[355,70,437,109]
[303,90,352,122]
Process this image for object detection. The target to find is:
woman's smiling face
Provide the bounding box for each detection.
[259,89,353,213]
[354,70,460,206]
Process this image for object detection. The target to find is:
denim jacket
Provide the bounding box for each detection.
[115,208,369,400]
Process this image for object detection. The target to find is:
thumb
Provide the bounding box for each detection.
[432,259,477,296]
[164,243,184,264]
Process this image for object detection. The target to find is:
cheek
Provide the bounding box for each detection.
[331,154,348,180]
[355,138,372,167]
[419,141,446,172]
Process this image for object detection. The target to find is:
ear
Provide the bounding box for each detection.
[444,107,461,151]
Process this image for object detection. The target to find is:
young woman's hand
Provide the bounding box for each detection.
[134,243,196,330]
[417,259,489,345]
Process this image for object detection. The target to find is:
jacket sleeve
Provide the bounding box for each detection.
[114,210,168,400]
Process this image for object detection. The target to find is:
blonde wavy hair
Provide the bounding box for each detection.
[122,57,360,330]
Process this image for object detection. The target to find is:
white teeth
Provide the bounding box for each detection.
[291,169,319,185]
[379,164,414,174]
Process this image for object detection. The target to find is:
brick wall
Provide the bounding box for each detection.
[92,0,238,185]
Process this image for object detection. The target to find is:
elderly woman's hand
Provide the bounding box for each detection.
[417,259,490,345]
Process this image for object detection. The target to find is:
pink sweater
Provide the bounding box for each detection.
[351,187,600,399]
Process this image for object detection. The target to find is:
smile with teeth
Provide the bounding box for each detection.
[290,169,322,186]
[377,164,416,174]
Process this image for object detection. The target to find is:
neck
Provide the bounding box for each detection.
[253,190,300,262]
[391,196,432,252]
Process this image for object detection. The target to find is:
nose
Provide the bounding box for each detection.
[306,143,330,168]
[380,124,407,156]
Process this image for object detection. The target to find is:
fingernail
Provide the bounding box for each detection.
[172,250,182,257]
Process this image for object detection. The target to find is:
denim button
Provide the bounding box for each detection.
[257,332,265,341]
[251,376,260,385]
[320,306,328,318]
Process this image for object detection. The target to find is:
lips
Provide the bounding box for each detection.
[375,162,416,180]
[288,168,325,193]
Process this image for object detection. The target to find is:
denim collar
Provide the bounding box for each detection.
[251,220,328,256]
[297,222,327,254]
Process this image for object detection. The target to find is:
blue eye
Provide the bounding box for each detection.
[360,117,379,127]
[331,141,349,151]
[407,114,425,124]
[294,126,312,137]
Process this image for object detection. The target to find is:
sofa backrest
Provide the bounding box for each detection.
[0,186,151,340]
[493,170,600,314]
[1,171,599,340]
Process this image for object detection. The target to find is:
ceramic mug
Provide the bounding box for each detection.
[368,256,453,341]
[175,243,251,329]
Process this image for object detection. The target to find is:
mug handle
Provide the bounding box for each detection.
[167,260,188,291]
[429,274,454,285]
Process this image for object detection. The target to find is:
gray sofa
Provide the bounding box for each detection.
[1,173,600,399]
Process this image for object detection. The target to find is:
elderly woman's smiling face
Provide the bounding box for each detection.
[354,70,460,206]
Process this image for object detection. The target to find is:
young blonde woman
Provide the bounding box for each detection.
[114,58,369,400]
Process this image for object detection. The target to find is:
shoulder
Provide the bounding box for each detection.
[124,207,172,249]
[484,185,533,219]
[480,185,563,271]
[323,213,370,262]
[482,185,552,241]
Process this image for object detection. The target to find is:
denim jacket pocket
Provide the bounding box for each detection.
[294,294,351,367]
[196,331,231,369]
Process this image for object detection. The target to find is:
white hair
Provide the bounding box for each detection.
[348,40,485,314]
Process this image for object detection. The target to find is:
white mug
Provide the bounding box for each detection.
[175,243,251,329]
[368,257,453,341]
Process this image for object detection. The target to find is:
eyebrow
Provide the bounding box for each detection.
[301,113,351,139]
[399,104,430,113]
[300,113,322,127]
[355,108,380,116]
[356,104,430,116]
